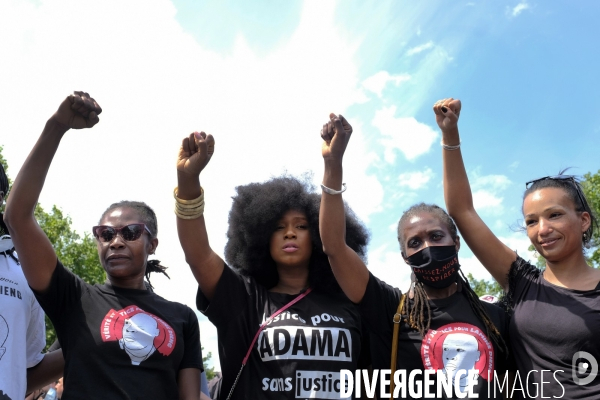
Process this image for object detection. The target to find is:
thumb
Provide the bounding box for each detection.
[204,133,215,156]
[87,111,100,127]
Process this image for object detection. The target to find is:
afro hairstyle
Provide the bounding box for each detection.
[224,174,369,292]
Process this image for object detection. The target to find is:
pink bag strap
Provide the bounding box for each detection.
[243,287,312,364]
[226,287,312,400]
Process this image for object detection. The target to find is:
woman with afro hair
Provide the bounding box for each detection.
[175,131,370,400]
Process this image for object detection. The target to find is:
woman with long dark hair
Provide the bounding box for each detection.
[437,97,600,398]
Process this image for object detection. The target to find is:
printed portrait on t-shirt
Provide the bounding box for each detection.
[0,314,7,361]
[421,322,494,391]
[100,306,176,365]
[441,332,481,388]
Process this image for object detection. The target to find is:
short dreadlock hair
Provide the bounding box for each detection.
[224,175,369,293]
[397,203,508,356]
[99,201,169,289]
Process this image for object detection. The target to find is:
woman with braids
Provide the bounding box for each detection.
[437,97,600,399]
[175,130,369,399]
[4,92,203,399]
[319,113,512,399]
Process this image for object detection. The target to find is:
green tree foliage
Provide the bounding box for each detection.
[582,170,600,267]
[467,273,503,297]
[202,347,216,380]
[0,146,105,346]
[35,204,106,347]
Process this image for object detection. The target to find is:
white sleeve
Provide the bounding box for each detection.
[25,294,46,368]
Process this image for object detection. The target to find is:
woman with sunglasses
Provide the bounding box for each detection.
[4,92,203,399]
[318,114,511,399]
[174,131,369,399]
[436,98,600,398]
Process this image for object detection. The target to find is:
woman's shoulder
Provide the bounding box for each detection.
[149,291,196,313]
[509,255,542,281]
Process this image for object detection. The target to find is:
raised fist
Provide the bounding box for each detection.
[177,131,215,177]
[321,113,353,161]
[432,98,461,132]
[52,91,102,129]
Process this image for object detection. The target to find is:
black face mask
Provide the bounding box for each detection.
[406,245,460,289]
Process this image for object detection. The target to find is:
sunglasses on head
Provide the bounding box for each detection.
[92,224,152,243]
[525,175,586,209]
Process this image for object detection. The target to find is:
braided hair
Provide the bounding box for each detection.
[99,201,169,289]
[397,203,508,356]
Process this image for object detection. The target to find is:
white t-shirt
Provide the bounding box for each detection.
[0,244,46,400]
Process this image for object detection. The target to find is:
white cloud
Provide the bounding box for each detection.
[362,71,411,98]
[367,243,412,291]
[497,233,536,260]
[406,41,434,56]
[398,168,434,190]
[468,171,512,213]
[373,106,438,162]
[338,119,384,222]
[472,174,511,191]
[472,189,503,211]
[459,255,495,282]
[510,2,529,17]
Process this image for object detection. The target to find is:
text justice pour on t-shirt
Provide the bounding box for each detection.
[258,311,352,362]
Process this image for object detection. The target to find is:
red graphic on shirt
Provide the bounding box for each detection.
[100,306,175,365]
[421,322,494,386]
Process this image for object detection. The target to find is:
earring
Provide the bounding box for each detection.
[583,232,592,249]
[533,249,539,259]
[408,273,416,300]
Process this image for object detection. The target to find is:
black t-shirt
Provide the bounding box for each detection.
[507,256,600,399]
[197,265,363,400]
[35,261,203,400]
[360,272,511,399]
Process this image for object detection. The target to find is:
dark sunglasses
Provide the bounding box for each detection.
[525,175,586,209]
[92,224,152,243]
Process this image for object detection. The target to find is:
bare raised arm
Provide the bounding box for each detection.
[4,92,101,292]
[434,98,515,290]
[319,113,370,303]
[176,131,224,301]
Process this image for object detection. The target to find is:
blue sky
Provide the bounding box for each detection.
[1,0,599,370]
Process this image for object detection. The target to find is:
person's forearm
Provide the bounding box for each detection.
[320,158,347,254]
[320,157,369,303]
[176,170,223,300]
[5,118,67,226]
[441,127,475,215]
[176,170,212,262]
[177,170,202,200]
[26,350,64,392]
